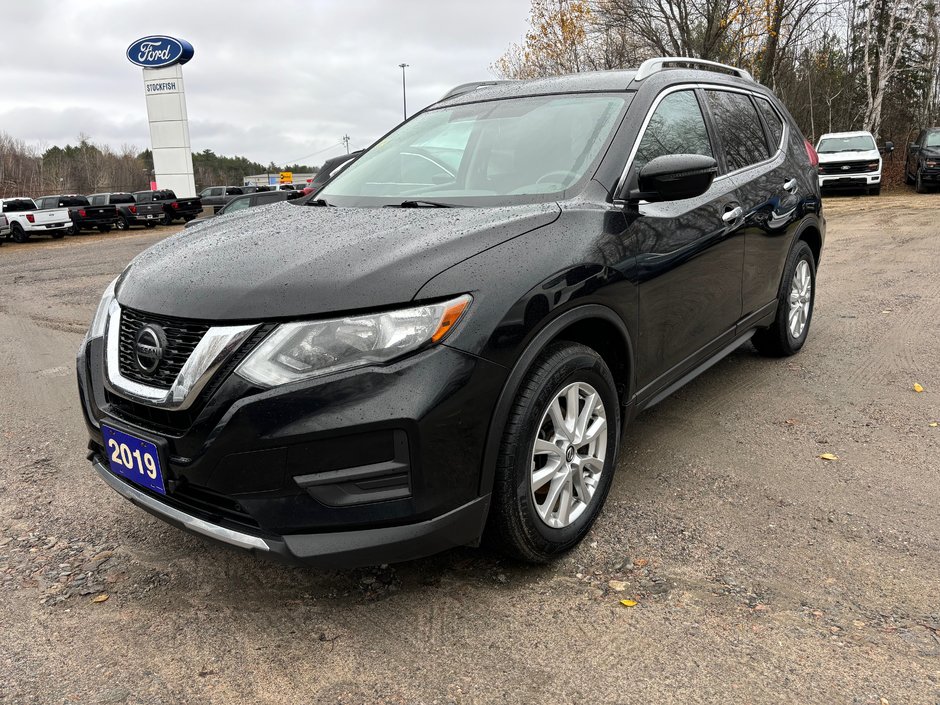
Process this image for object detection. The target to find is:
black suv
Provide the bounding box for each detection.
[905,127,940,192]
[77,58,824,567]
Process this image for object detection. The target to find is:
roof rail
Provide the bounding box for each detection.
[634,57,753,82]
[437,80,515,102]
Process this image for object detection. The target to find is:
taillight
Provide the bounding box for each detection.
[129,205,137,214]
[170,202,179,209]
[26,214,35,223]
[804,139,819,167]
[78,209,87,217]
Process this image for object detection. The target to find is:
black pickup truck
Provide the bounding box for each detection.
[35,194,119,234]
[134,189,202,225]
[88,193,164,230]
[198,186,246,212]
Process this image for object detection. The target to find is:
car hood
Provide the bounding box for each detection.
[817,149,880,163]
[117,201,560,321]
[919,146,940,158]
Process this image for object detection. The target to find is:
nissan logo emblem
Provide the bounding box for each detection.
[134,325,166,374]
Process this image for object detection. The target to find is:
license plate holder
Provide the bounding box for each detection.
[101,425,167,495]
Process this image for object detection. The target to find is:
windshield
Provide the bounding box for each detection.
[925,131,940,147]
[319,94,627,207]
[817,135,876,153]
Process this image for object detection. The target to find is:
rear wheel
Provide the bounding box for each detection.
[162,213,174,226]
[10,223,28,243]
[753,240,816,357]
[67,225,78,235]
[489,341,621,562]
[115,216,129,231]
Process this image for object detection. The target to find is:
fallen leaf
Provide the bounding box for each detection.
[91,594,109,603]
[818,453,839,461]
[619,599,638,607]
[880,698,889,705]
[784,418,799,425]
[880,309,892,314]
[929,422,938,428]
[608,580,627,592]
[633,558,649,568]
[913,383,924,393]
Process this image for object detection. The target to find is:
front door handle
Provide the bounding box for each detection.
[783,178,798,193]
[721,205,743,224]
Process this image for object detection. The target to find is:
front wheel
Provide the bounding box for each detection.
[869,186,881,196]
[916,170,929,193]
[488,341,621,562]
[753,240,816,357]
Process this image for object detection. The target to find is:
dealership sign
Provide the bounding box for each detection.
[126,36,194,68]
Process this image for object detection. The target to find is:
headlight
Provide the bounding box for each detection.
[87,278,117,340]
[236,294,472,387]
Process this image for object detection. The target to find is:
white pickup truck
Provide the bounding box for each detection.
[0,197,72,242]
[815,131,891,196]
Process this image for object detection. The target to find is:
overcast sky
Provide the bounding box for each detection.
[0,0,530,167]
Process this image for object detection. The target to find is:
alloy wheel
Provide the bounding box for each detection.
[788,259,812,339]
[530,381,607,528]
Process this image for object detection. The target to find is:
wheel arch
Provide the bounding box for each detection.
[478,304,635,497]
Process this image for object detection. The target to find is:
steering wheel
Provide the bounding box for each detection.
[536,170,578,185]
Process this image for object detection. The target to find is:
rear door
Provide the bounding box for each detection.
[702,88,802,324]
[625,88,745,395]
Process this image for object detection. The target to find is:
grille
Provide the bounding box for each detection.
[118,307,210,389]
[820,160,877,175]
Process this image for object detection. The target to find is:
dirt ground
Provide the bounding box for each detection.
[0,195,938,705]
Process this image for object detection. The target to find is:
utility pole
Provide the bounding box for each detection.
[342,134,351,154]
[398,63,409,121]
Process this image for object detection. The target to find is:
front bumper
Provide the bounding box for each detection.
[78,333,507,567]
[818,171,880,189]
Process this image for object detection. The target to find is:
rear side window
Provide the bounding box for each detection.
[110,193,135,204]
[754,98,784,151]
[705,90,769,171]
[2,199,36,212]
[634,90,713,171]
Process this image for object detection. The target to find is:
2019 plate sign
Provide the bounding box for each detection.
[101,425,166,495]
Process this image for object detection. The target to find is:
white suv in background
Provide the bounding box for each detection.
[815,131,887,196]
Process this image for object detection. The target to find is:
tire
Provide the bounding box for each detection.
[906,169,914,185]
[115,216,129,231]
[144,222,156,229]
[162,213,174,226]
[753,240,816,357]
[916,170,928,193]
[869,186,881,196]
[97,224,112,233]
[67,225,78,235]
[10,223,28,243]
[182,214,196,222]
[488,341,621,562]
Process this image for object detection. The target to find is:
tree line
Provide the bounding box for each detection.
[0,133,317,199]
[494,0,939,150]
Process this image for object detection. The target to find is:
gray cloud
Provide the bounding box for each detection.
[0,0,530,165]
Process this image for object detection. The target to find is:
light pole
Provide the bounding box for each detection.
[398,63,409,121]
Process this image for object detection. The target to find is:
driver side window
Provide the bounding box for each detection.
[634,90,713,172]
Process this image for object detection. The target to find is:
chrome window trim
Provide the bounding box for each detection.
[103,299,259,411]
[613,82,789,201]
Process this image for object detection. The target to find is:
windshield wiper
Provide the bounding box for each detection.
[386,200,456,208]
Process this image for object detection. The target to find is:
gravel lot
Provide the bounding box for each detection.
[1,195,938,704]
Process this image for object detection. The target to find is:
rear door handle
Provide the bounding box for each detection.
[783,178,798,193]
[722,205,743,224]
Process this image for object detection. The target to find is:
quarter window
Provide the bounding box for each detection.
[705,90,769,171]
[634,90,713,171]
[754,97,784,151]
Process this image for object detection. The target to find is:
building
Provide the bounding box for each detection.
[242,173,317,188]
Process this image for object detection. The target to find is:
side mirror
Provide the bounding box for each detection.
[883,141,895,153]
[910,143,919,152]
[629,154,718,202]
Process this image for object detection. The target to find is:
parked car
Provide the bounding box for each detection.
[0,213,8,242]
[240,185,272,194]
[87,193,163,230]
[134,189,202,224]
[183,189,304,228]
[301,150,363,195]
[815,131,889,196]
[905,127,940,193]
[198,186,244,212]
[1,197,71,241]
[35,194,119,233]
[78,58,824,568]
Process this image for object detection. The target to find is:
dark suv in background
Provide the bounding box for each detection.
[905,127,940,192]
[78,57,823,567]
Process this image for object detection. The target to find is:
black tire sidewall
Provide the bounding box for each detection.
[11,224,27,243]
[502,344,620,556]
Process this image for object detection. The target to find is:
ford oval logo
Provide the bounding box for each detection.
[126,36,194,68]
